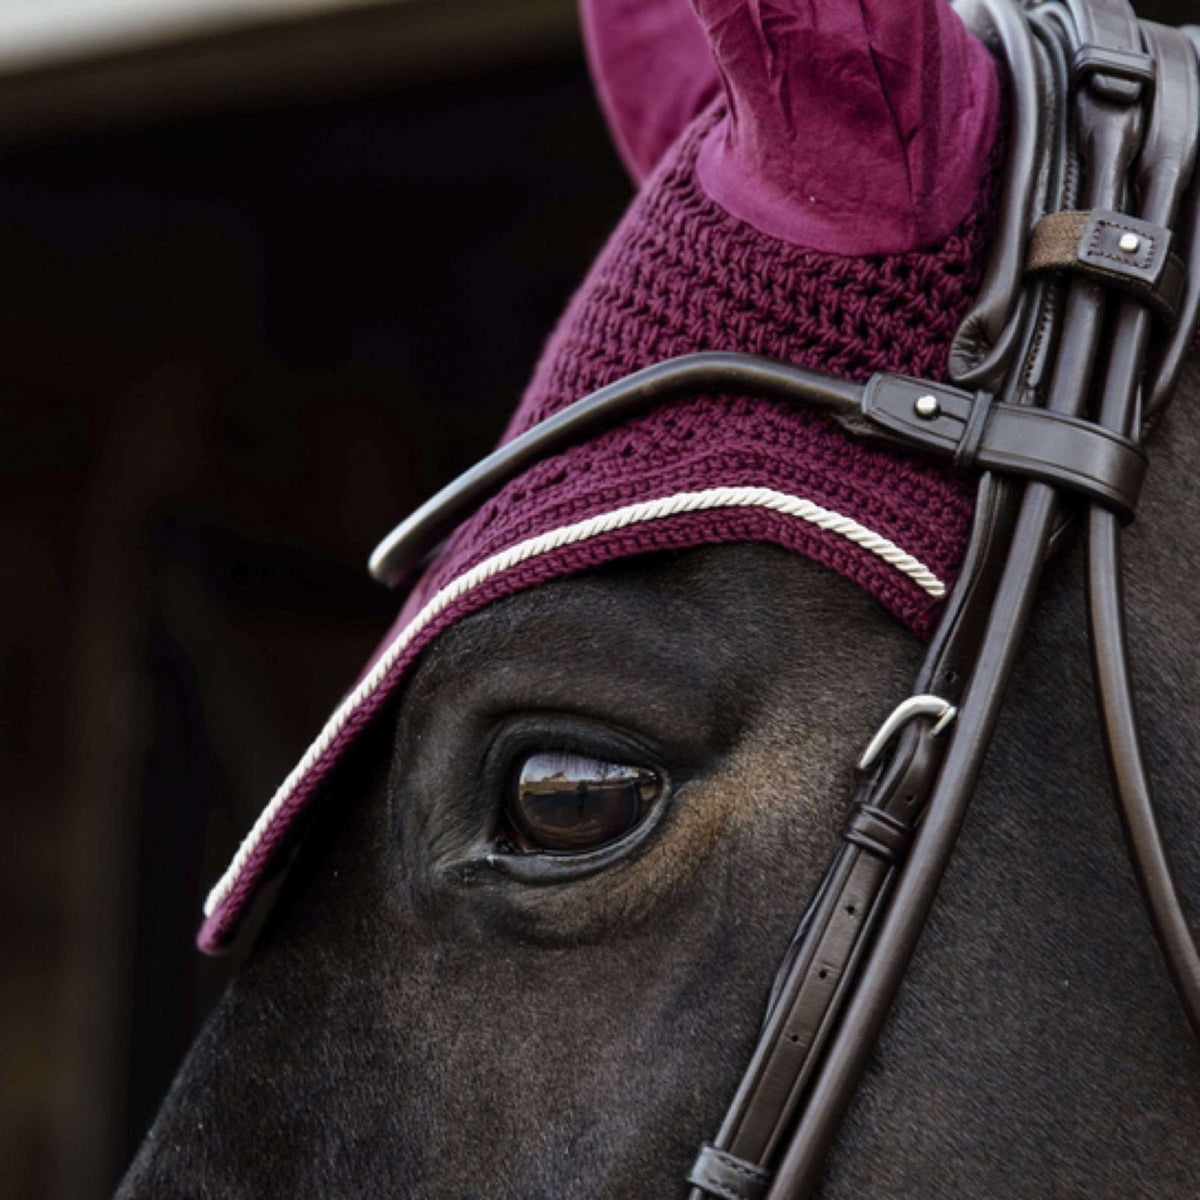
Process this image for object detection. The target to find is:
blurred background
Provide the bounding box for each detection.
[0,2,629,1197]
[0,1,1192,1197]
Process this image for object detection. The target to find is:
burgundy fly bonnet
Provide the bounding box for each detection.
[200,0,1001,953]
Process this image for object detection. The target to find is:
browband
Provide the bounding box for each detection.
[368,357,1145,587]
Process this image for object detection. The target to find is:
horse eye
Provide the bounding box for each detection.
[507,752,662,853]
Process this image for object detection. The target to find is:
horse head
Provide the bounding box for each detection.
[120,1,1200,1195]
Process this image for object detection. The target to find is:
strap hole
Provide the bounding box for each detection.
[904,794,916,806]
[788,1033,801,1044]
[818,969,829,979]
[845,904,857,916]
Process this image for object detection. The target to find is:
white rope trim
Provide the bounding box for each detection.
[204,486,945,917]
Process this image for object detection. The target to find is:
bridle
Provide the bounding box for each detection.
[367,1,1200,1195]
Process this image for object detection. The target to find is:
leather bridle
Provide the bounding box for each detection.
[367,1,1200,1195]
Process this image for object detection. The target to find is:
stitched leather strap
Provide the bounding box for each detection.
[861,375,1148,519]
[764,5,1200,1194]
[688,1145,772,1200]
[690,4,1200,1197]
[687,472,1020,1198]
[1026,208,1186,319]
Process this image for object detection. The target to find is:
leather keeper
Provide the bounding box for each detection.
[688,1144,772,1200]
[1026,209,1185,321]
[842,803,913,864]
[1071,43,1155,103]
[860,375,1149,520]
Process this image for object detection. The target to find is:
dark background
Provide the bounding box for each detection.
[0,5,629,1196]
[0,1,1191,1197]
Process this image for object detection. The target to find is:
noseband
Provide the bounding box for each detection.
[369,1,1200,1194]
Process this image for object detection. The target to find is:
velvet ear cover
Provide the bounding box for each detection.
[584,0,1000,254]
[581,0,720,181]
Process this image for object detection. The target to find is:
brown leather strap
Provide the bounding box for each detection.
[687,469,1021,1200]
[763,3,1173,1194]
[949,0,1050,389]
[688,1145,772,1200]
[1026,208,1186,319]
[842,803,912,863]
[674,7,1200,1198]
[861,375,1148,519]
[1085,19,1200,1045]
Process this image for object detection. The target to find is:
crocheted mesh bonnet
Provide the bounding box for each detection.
[198,15,1002,954]
[407,112,996,639]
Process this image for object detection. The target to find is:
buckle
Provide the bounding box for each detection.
[858,695,957,773]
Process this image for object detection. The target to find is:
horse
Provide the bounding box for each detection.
[118,0,1200,1195]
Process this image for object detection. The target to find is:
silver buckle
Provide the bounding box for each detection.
[857,694,957,772]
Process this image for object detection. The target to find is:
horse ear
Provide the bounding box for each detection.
[581,0,722,182]
[691,0,1001,254]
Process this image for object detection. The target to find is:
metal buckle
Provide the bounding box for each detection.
[857,694,957,772]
